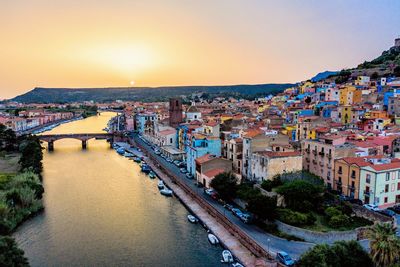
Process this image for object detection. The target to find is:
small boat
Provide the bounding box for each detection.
[149,172,156,179]
[141,165,151,173]
[231,262,244,267]
[160,188,173,196]
[207,233,219,245]
[116,147,125,155]
[221,250,234,263]
[158,181,165,189]
[134,157,141,163]
[187,215,198,223]
[124,152,134,158]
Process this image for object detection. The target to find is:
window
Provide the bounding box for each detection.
[386,172,390,181]
[366,174,371,184]
[351,170,356,178]
[384,197,388,203]
[398,170,400,179]
[385,184,389,193]
[398,182,400,191]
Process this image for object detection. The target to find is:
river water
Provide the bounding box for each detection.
[13,112,223,267]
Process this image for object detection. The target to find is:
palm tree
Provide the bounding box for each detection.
[367,223,400,267]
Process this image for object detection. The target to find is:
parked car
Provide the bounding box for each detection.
[155,150,161,155]
[378,209,396,217]
[180,168,187,174]
[224,204,233,211]
[276,251,295,266]
[173,160,180,166]
[363,204,380,212]
[205,188,215,196]
[388,205,400,214]
[231,208,243,218]
[239,213,252,224]
[349,198,363,205]
[178,162,186,168]
[186,173,193,179]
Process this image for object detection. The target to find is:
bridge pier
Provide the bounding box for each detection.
[48,141,54,151]
[82,140,87,149]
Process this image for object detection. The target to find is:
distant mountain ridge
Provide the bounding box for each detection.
[10,84,295,103]
[310,71,338,82]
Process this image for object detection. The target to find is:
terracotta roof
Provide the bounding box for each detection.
[158,129,176,136]
[203,168,225,178]
[243,129,263,138]
[195,154,217,165]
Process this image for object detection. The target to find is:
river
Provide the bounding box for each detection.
[13,112,224,267]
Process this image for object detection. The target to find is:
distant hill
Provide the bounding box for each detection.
[10,84,295,103]
[310,71,338,82]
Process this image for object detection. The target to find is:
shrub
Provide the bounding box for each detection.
[329,214,350,228]
[278,209,315,226]
[261,175,282,192]
[0,236,29,267]
[325,207,342,218]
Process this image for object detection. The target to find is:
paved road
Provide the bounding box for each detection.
[132,134,314,259]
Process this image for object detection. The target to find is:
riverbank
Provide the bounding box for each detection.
[119,141,272,267]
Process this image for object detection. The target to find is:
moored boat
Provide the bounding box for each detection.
[158,180,165,189]
[231,263,244,267]
[221,250,234,263]
[160,188,173,196]
[141,164,151,173]
[207,233,219,245]
[187,215,198,223]
[149,172,156,179]
[116,147,125,155]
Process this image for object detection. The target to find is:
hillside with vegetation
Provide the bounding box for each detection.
[326,45,400,84]
[9,83,295,103]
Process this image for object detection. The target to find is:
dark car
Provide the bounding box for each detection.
[378,209,396,217]
[388,205,400,214]
[349,198,363,205]
[224,204,234,211]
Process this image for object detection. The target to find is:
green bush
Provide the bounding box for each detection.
[325,207,342,218]
[329,214,350,228]
[278,209,315,226]
[261,175,282,192]
[0,236,29,267]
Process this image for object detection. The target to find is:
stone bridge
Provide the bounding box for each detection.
[38,133,114,151]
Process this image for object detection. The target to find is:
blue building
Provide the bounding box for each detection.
[186,134,221,176]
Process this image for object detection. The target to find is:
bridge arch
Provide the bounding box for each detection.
[38,133,113,151]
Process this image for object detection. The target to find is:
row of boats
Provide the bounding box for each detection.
[186,215,242,266]
[114,144,174,197]
[114,143,242,266]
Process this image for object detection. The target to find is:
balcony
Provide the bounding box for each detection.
[305,148,310,153]
[351,175,356,179]
[306,158,310,163]
[327,164,332,169]
[338,170,343,174]
[326,153,332,159]
[312,150,317,155]
[319,162,324,167]
[336,180,342,185]
[312,160,317,164]
[319,152,325,156]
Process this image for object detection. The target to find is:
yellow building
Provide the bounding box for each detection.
[300,81,314,94]
[339,86,362,105]
[338,105,352,124]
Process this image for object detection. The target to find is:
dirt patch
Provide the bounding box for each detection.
[0,153,20,173]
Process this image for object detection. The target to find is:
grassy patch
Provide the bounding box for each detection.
[301,212,372,232]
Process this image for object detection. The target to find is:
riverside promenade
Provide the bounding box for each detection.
[116,142,275,267]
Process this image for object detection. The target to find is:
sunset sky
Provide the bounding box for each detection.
[1,0,399,99]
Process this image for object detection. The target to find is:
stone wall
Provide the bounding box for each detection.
[275,220,366,244]
[351,204,394,225]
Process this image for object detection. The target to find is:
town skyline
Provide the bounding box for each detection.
[1,0,400,99]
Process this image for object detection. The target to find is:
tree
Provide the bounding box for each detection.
[394,66,400,77]
[246,194,276,221]
[367,223,400,267]
[298,240,372,267]
[18,135,43,175]
[209,172,238,201]
[275,180,323,212]
[0,124,17,152]
[0,236,29,267]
